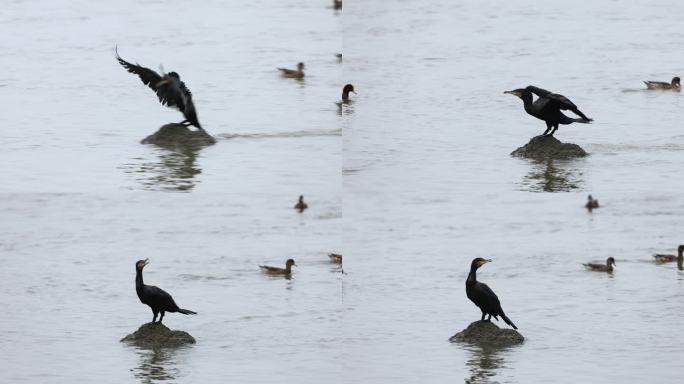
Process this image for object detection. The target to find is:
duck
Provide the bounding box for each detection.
[585,195,599,210]
[583,257,616,272]
[341,84,356,102]
[328,253,342,264]
[653,245,684,264]
[335,53,342,62]
[259,259,297,275]
[277,62,305,79]
[294,195,308,212]
[333,0,342,10]
[644,77,680,90]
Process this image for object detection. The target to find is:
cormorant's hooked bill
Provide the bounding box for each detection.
[505,86,592,136]
[116,46,203,131]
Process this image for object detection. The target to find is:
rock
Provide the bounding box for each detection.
[121,322,196,348]
[141,123,216,147]
[449,321,524,347]
[511,135,587,160]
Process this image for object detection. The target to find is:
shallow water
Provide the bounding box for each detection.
[2,0,684,383]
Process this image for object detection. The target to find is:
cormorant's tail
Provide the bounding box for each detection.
[571,118,592,124]
[178,309,197,315]
[501,313,517,330]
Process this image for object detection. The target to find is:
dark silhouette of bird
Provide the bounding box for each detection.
[505,86,592,136]
[294,195,308,212]
[135,259,196,323]
[654,245,684,264]
[333,0,342,10]
[259,259,297,275]
[116,47,203,131]
[585,195,600,211]
[583,257,615,272]
[644,77,680,90]
[342,84,356,102]
[466,258,517,329]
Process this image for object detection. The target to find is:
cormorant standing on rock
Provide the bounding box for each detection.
[466,258,517,329]
[505,86,592,136]
[135,259,197,323]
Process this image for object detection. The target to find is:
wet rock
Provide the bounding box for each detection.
[141,123,216,147]
[449,321,524,347]
[121,322,196,348]
[511,135,587,160]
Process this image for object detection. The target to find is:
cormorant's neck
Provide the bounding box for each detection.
[520,91,534,110]
[467,266,478,283]
[136,269,144,289]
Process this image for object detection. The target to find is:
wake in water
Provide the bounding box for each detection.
[217,128,341,140]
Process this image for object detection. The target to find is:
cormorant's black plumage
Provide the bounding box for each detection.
[135,259,196,323]
[465,258,517,329]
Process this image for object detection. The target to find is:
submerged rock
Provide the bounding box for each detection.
[511,135,587,160]
[141,123,216,147]
[449,321,524,347]
[121,322,196,348]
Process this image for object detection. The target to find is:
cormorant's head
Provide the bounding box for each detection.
[343,84,356,94]
[471,257,491,269]
[607,257,616,267]
[297,62,305,71]
[135,258,149,271]
[504,89,526,98]
[286,259,297,268]
[168,72,180,79]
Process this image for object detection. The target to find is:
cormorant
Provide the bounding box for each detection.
[135,259,197,323]
[585,195,600,210]
[653,245,684,264]
[644,77,680,90]
[116,47,203,131]
[583,257,615,272]
[342,84,356,102]
[259,259,297,275]
[278,62,305,79]
[466,258,517,329]
[505,86,592,136]
[294,195,308,212]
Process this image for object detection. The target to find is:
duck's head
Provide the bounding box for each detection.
[297,62,305,71]
[677,244,684,255]
[587,194,593,200]
[343,84,356,94]
[471,257,491,270]
[135,258,149,271]
[672,77,680,86]
[286,259,297,268]
[607,257,616,267]
[299,195,304,201]
[504,88,526,98]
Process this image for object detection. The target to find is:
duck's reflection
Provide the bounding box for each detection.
[132,347,183,384]
[520,158,583,192]
[463,345,510,384]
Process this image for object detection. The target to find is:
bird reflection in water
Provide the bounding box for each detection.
[124,141,205,192]
[520,159,583,192]
[132,347,185,384]
[464,345,510,384]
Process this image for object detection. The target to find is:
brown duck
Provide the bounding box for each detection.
[328,253,342,264]
[294,195,308,212]
[277,62,305,79]
[585,195,599,210]
[259,259,297,275]
[653,245,684,264]
[644,77,680,90]
[342,84,355,102]
[583,257,615,272]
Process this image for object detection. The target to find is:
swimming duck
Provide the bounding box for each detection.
[583,257,616,272]
[644,77,680,90]
[259,259,297,275]
[342,84,356,102]
[333,0,342,10]
[294,195,308,212]
[277,62,305,79]
[328,253,342,263]
[653,245,684,264]
[335,53,342,62]
[585,195,599,210]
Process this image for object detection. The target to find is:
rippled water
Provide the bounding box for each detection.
[2,0,684,383]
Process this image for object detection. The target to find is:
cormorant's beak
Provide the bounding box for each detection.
[504,90,522,98]
[156,79,170,87]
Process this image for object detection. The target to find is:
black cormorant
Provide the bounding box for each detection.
[135,259,197,323]
[116,47,203,131]
[466,258,517,329]
[505,86,592,136]
[654,245,684,263]
[583,257,615,272]
[294,195,308,212]
[259,259,297,275]
[644,77,680,90]
[278,62,305,78]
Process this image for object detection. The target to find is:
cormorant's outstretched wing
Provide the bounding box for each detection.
[527,86,591,121]
[116,47,162,94]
